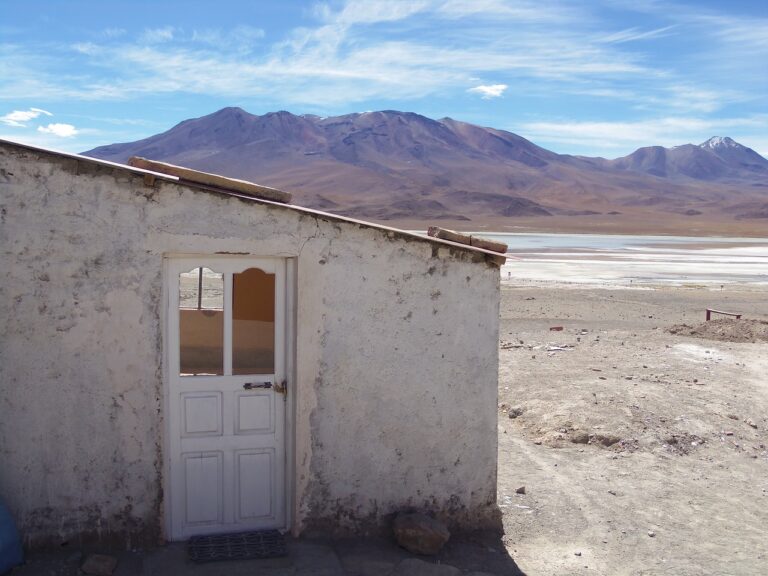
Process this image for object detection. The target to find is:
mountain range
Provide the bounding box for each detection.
[84,108,768,235]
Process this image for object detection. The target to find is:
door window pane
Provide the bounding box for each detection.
[232,268,275,375]
[179,267,224,376]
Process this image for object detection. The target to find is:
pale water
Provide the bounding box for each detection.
[471,232,768,286]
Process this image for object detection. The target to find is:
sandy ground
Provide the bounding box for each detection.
[497,283,768,575]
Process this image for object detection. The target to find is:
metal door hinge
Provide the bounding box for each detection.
[274,380,288,397]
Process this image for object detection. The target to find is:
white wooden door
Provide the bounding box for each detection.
[167,257,287,540]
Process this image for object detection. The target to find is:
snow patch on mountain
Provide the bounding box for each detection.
[701,136,738,149]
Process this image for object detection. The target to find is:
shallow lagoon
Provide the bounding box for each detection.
[473,232,768,286]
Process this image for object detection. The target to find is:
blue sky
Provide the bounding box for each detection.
[1,0,767,158]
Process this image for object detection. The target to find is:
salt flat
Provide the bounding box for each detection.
[493,233,768,287]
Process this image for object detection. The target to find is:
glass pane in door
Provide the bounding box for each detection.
[179,267,224,376]
[232,268,275,375]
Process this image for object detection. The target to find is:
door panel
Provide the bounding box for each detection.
[184,452,223,525]
[236,393,274,435]
[236,450,274,521]
[182,393,222,437]
[168,258,287,539]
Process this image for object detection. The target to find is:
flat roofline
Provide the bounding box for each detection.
[0,138,506,266]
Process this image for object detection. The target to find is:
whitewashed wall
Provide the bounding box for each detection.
[0,141,500,547]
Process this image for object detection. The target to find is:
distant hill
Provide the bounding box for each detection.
[84,108,768,234]
[607,136,768,182]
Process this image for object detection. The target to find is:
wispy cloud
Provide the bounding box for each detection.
[0,1,660,106]
[468,84,507,99]
[188,26,266,57]
[140,26,175,44]
[102,27,126,39]
[438,0,580,23]
[37,123,78,137]
[191,25,265,51]
[314,0,430,25]
[72,42,99,55]
[597,25,677,44]
[0,107,53,127]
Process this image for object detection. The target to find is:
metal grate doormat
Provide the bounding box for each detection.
[188,529,287,563]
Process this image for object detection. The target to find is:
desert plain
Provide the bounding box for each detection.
[496,265,767,575]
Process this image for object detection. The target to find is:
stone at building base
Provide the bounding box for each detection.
[393,512,450,555]
[81,553,118,576]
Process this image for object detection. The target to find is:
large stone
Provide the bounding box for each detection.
[393,512,450,555]
[81,554,117,576]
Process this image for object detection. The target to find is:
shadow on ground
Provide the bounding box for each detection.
[11,531,525,575]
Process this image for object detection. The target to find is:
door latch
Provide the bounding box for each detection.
[243,381,272,390]
[274,380,288,396]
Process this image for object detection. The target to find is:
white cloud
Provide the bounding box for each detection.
[191,26,265,52]
[0,107,53,127]
[37,123,78,137]
[72,42,99,55]
[102,27,126,39]
[438,0,580,22]
[597,25,677,44]
[140,27,175,44]
[468,84,508,99]
[314,0,429,25]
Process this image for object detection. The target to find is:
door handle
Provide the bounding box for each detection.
[243,381,272,390]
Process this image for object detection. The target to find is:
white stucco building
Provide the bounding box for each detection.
[0,139,504,548]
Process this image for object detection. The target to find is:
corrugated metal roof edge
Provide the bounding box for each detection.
[0,138,506,266]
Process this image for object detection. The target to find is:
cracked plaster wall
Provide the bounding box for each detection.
[0,142,500,547]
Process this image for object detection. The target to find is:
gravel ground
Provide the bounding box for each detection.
[497,284,768,576]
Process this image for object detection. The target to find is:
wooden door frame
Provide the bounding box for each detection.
[161,254,297,541]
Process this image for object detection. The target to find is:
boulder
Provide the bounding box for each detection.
[393,512,450,555]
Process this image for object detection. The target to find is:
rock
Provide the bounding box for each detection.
[516,486,526,494]
[81,554,117,576]
[592,433,621,447]
[571,431,590,444]
[746,418,758,429]
[508,406,524,419]
[394,558,462,576]
[575,551,582,556]
[393,512,450,555]
[648,530,656,538]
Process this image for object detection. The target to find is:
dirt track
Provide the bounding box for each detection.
[497,285,768,576]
